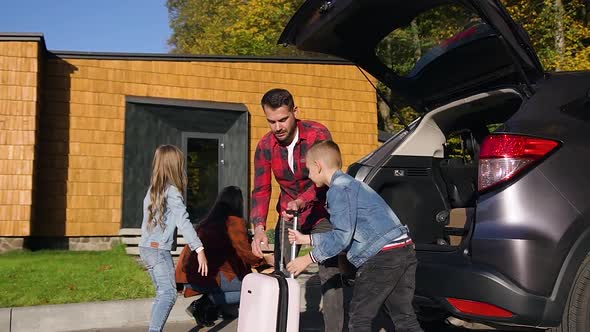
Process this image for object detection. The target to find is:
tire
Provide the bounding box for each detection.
[550,255,590,332]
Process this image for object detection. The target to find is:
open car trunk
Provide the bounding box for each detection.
[281,0,543,251]
[349,89,524,251]
[279,0,542,111]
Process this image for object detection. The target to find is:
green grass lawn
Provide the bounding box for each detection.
[0,245,154,308]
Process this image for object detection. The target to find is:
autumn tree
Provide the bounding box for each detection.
[167,0,590,134]
[167,0,306,56]
[503,0,590,71]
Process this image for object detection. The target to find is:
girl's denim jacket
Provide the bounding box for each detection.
[139,185,203,252]
[310,170,409,268]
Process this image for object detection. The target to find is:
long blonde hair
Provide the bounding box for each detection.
[147,145,187,230]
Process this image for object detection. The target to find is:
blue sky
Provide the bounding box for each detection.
[0,0,172,53]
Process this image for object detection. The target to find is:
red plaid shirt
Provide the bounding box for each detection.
[250,120,332,231]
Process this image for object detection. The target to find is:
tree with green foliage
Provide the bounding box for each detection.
[503,0,590,71]
[167,0,305,56]
[166,0,590,134]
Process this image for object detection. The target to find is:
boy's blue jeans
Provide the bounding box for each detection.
[139,247,177,332]
[348,245,423,332]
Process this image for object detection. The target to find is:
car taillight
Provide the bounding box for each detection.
[447,297,513,318]
[478,134,559,192]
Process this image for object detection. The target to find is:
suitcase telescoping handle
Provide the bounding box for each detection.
[286,209,298,277]
[280,209,299,278]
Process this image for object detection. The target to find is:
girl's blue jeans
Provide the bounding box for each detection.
[139,247,176,332]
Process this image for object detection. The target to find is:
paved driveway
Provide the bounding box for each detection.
[86,267,526,332]
[90,319,508,332]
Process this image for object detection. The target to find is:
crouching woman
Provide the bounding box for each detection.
[176,186,271,326]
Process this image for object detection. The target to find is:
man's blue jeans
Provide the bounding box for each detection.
[139,247,177,332]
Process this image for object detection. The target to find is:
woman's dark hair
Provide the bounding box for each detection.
[195,186,245,276]
[198,186,243,228]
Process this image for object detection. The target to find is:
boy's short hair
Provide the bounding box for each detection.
[308,140,342,169]
[261,88,295,111]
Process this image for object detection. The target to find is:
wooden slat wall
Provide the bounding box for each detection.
[39,58,379,236]
[0,41,40,236]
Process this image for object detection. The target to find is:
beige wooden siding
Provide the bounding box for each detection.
[38,58,378,235]
[0,41,40,236]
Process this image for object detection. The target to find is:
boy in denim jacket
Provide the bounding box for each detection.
[287,140,423,332]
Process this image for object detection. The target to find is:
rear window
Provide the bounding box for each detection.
[375,3,495,77]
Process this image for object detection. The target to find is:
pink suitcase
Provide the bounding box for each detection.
[237,213,301,332]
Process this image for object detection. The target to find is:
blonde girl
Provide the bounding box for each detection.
[139,145,208,332]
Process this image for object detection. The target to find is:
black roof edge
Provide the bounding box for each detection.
[0,32,47,51]
[48,50,353,65]
[126,96,248,112]
[0,32,351,65]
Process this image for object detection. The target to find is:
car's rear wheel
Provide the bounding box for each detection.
[550,255,590,332]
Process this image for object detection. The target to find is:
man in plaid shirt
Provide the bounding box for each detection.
[250,88,345,331]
